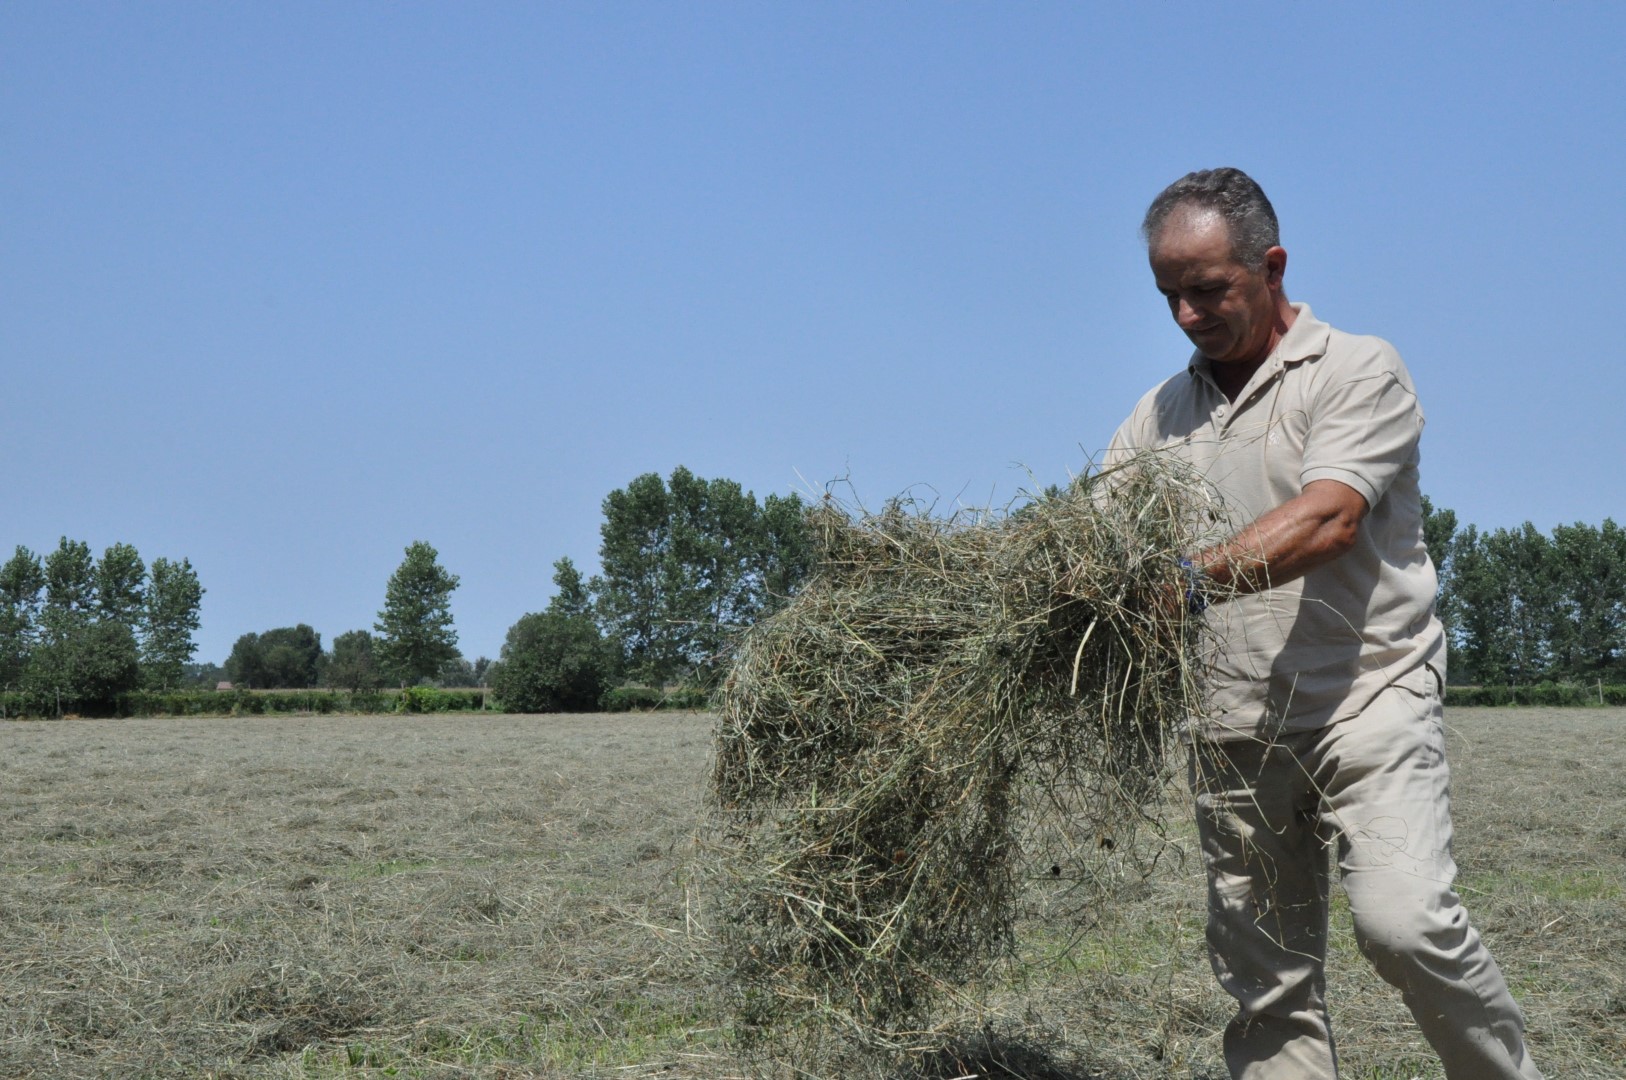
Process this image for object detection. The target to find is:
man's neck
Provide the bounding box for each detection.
[1211,358,1263,403]
[1211,298,1298,402]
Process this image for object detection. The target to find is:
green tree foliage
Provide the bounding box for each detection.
[1,538,203,708]
[1444,514,1626,685]
[1455,524,1555,684]
[593,467,812,685]
[225,632,267,688]
[593,473,670,680]
[759,492,816,606]
[492,558,620,711]
[181,661,227,688]
[142,557,204,690]
[376,541,461,686]
[1551,520,1626,679]
[0,546,46,687]
[43,538,97,635]
[95,542,146,627]
[326,629,385,692]
[548,557,592,619]
[226,625,323,689]
[1420,495,1459,631]
[436,654,478,688]
[23,620,142,715]
[491,610,616,713]
[263,624,324,688]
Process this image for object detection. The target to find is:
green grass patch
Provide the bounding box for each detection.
[1462,866,1624,903]
[291,1000,725,1077]
[341,857,438,880]
[1018,912,1194,979]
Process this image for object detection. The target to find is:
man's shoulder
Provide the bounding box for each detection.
[1110,366,1205,454]
[1313,321,1414,386]
[1125,367,1203,426]
[1132,365,1201,415]
[1293,317,1426,430]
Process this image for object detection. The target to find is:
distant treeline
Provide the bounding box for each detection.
[7,477,1623,719]
[461,485,1626,710]
[0,684,712,720]
[218,540,470,695]
[1426,500,1626,685]
[6,678,1618,722]
[5,468,811,718]
[1444,683,1626,707]
[1,540,204,715]
[203,467,812,717]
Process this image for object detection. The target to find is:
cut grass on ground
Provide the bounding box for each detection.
[1,708,1623,1078]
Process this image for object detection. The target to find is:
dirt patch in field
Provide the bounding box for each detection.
[1,708,1623,1078]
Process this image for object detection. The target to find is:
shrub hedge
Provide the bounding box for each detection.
[599,685,712,712]
[1444,682,1626,707]
[6,682,1621,718]
[0,687,491,719]
[395,686,488,713]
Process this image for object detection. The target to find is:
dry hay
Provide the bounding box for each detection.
[708,456,1223,1074]
[0,712,728,1079]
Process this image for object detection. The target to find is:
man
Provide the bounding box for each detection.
[1107,168,1541,1080]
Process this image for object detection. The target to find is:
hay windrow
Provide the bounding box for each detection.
[708,455,1225,1071]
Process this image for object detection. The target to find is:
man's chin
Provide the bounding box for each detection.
[1187,338,1232,361]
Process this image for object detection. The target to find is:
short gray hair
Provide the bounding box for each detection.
[1141,167,1280,270]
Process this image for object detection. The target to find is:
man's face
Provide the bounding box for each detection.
[1148,210,1285,367]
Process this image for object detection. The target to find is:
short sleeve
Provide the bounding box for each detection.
[1299,356,1422,509]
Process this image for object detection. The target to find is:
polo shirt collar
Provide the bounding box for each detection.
[1187,302,1331,385]
[1270,302,1331,371]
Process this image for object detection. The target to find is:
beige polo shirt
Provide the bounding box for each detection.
[1108,303,1445,738]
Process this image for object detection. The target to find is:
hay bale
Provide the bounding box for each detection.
[707,456,1220,1071]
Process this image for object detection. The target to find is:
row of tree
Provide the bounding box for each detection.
[487,467,814,710]
[1427,501,1625,685]
[221,624,493,692]
[223,541,475,692]
[0,540,204,711]
[15,484,1617,717]
[215,466,814,712]
[302,483,1626,711]
[485,481,1626,710]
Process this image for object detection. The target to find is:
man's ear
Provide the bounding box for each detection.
[1264,246,1288,291]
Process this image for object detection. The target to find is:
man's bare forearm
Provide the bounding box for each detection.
[1191,479,1369,597]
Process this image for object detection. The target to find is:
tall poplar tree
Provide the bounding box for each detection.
[142,556,204,690]
[42,538,97,639]
[0,546,46,687]
[95,542,147,629]
[375,541,461,686]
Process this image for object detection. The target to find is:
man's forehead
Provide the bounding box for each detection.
[1150,205,1233,252]
[1151,208,1235,265]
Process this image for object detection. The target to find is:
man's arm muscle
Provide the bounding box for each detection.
[1192,479,1368,597]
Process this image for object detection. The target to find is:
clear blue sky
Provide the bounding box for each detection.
[5,3,1622,666]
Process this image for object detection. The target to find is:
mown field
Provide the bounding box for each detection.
[2,708,1623,1079]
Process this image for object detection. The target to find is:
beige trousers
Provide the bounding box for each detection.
[1192,679,1542,1080]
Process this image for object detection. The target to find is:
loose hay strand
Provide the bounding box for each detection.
[706,454,1224,1074]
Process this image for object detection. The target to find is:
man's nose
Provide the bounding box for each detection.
[1174,297,1203,328]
